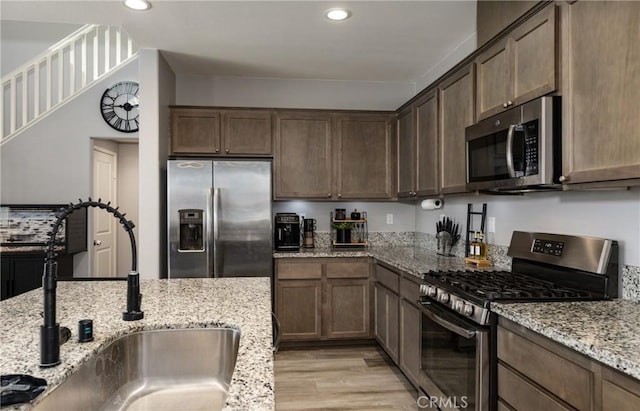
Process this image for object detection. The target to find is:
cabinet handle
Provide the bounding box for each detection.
[225,149,230,153]
[559,175,568,183]
[93,240,102,246]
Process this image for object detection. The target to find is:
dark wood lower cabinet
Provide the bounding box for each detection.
[498,317,640,411]
[1,252,73,300]
[275,258,372,342]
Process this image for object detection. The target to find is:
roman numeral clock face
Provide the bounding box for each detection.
[100,81,139,133]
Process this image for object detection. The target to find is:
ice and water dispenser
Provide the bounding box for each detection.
[178,209,204,251]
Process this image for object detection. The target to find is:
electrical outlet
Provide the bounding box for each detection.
[386,213,394,225]
[488,217,496,233]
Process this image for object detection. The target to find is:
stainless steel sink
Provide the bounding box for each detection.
[33,328,241,411]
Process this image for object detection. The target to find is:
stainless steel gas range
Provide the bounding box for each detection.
[418,231,618,411]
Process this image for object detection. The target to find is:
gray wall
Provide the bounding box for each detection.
[415,189,640,266]
[0,21,81,76]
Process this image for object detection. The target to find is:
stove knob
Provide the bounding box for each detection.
[454,300,464,313]
[438,292,450,304]
[463,304,474,317]
[426,286,437,297]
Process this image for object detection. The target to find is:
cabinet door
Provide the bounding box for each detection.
[415,90,439,196]
[510,5,557,107]
[399,298,420,388]
[439,64,475,194]
[274,112,333,199]
[223,110,273,155]
[276,279,322,341]
[12,257,44,297]
[396,106,415,198]
[170,109,221,154]
[325,278,370,339]
[386,290,399,363]
[1,258,11,300]
[334,114,395,199]
[476,37,511,120]
[374,283,387,347]
[601,368,640,411]
[561,1,640,184]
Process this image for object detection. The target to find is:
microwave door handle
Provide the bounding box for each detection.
[421,304,477,339]
[506,124,517,178]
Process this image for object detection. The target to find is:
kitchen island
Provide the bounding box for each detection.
[0,278,274,410]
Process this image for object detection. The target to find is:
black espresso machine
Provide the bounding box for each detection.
[274,213,300,251]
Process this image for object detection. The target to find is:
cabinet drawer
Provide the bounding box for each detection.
[326,261,370,279]
[276,261,322,280]
[498,364,572,411]
[375,265,399,293]
[399,276,420,303]
[498,326,591,410]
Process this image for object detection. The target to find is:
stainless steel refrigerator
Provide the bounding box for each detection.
[167,160,272,278]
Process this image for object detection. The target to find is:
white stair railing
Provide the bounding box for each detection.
[1,24,138,145]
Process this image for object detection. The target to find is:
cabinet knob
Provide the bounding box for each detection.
[215,148,220,153]
[225,148,230,153]
[507,100,513,106]
[503,103,508,108]
[559,175,568,183]
[338,194,342,198]
[328,193,332,197]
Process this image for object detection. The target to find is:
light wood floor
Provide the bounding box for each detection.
[274,344,420,410]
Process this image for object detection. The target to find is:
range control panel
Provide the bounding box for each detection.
[532,238,564,256]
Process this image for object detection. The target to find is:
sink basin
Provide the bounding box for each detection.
[33,328,241,411]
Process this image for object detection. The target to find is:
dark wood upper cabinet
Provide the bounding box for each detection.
[170,107,273,156]
[438,63,475,195]
[414,90,439,197]
[334,113,395,200]
[274,111,333,199]
[560,1,640,186]
[396,106,416,198]
[476,5,557,120]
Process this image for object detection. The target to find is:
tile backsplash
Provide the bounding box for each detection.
[0,207,65,245]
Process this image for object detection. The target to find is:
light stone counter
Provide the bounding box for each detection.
[492,300,640,380]
[0,278,274,410]
[273,245,500,279]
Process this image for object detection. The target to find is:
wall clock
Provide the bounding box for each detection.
[100,81,139,133]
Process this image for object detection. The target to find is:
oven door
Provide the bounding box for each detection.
[420,299,490,411]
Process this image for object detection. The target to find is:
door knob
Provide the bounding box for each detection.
[93,240,102,246]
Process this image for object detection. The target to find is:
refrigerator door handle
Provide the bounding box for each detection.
[213,187,221,277]
[206,188,214,278]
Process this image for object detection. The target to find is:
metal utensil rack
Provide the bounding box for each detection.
[465,203,487,257]
[330,211,368,248]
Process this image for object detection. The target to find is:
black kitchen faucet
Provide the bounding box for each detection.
[40,199,143,368]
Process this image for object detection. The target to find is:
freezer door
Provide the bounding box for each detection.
[168,160,213,278]
[213,161,272,277]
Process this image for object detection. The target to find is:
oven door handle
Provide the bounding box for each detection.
[421,303,477,339]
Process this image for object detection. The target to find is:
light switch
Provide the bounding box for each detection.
[386,213,394,224]
[488,217,496,233]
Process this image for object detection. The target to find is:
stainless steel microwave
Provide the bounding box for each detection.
[465,96,561,193]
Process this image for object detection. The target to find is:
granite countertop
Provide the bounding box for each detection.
[492,300,640,380]
[0,278,274,411]
[274,245,498,279]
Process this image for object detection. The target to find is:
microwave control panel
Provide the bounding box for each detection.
[523,120,539,176]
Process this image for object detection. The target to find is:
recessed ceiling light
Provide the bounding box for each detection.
[324,8,351,21]
[123,0,152,11]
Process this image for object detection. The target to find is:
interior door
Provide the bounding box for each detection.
[92,148,117,277]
